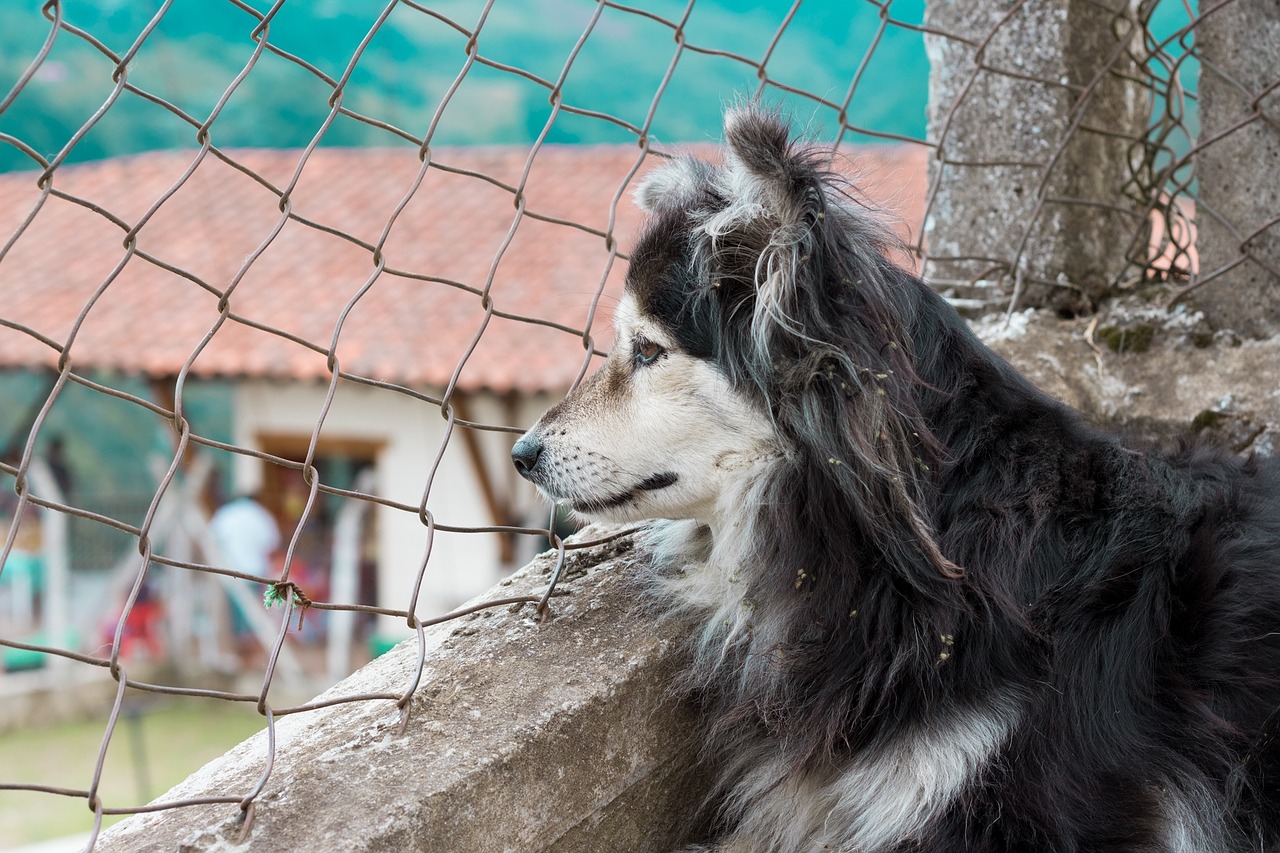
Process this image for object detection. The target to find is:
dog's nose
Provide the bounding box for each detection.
[511,434,543,479]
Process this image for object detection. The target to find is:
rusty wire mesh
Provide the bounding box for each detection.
[0,0,1274,848]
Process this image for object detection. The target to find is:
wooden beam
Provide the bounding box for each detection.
[452,394,514,564]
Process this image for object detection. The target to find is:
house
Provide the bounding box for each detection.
[0,141,927,648]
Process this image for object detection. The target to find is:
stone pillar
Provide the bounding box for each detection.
[923,1,1147,316]
[1193,0,1280,338]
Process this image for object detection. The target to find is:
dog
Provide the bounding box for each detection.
[511,107,1280,852]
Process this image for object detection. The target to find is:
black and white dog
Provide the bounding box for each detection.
[512,107,1280,852]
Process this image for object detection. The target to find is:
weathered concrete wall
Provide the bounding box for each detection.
[1193,0,1280,337]
[974,304,1279,455]
[924,0,1146,315]
[96,528,711,853]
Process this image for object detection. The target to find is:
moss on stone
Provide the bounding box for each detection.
[1096,323,1155,353]
[1191,409,1228,433]
[1191,331,1215,349]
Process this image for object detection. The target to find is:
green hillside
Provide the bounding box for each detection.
[0,0,929,173]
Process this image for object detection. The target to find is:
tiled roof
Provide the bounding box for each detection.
[0,143,927,393]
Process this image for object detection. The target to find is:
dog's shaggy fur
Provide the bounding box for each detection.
[512,107,1280,852]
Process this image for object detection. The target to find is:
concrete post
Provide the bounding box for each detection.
[1192,0,1280,337]
[923,0,1147,316]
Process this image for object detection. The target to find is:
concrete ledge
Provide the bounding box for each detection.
[97,527,710,852]
[976,306,1279,454]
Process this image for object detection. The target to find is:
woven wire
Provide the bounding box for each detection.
[0,0,1272,847]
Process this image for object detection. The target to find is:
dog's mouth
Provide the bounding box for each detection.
[567,471,679,515]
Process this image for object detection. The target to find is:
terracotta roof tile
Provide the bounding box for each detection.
[0,144,928,392]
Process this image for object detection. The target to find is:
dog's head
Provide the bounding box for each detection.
[509,274,780,525]
[513,107,951,570]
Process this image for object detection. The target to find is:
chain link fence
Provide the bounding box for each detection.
[0,0,1275,847]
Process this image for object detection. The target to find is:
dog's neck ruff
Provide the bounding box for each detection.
[645,463,780,662]
[718,696,1019,853]
[646,500,1022,853]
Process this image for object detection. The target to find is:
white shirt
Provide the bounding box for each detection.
[209,497,280,577]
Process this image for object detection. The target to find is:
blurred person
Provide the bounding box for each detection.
[210,490,280,660]
[210,490,279,578]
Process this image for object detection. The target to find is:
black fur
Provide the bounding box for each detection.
[631,109,1280,851]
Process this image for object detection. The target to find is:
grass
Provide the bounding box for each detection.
[0,697,266,848]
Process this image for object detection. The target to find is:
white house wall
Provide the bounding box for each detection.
[232,380,553,640]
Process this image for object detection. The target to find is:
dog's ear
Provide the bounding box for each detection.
[634,156,709,214]
[720,105,824,232]
[709,106,829,351]
[716,108,964,583]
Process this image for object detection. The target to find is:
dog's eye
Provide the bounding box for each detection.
[633,338,664,367]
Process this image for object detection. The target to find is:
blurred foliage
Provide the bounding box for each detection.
[0,371,232,514]
[0,0,930,174]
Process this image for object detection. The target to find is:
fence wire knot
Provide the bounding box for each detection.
[264,581,314,632]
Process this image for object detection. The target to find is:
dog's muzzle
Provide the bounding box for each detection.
[511,433,542,481]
